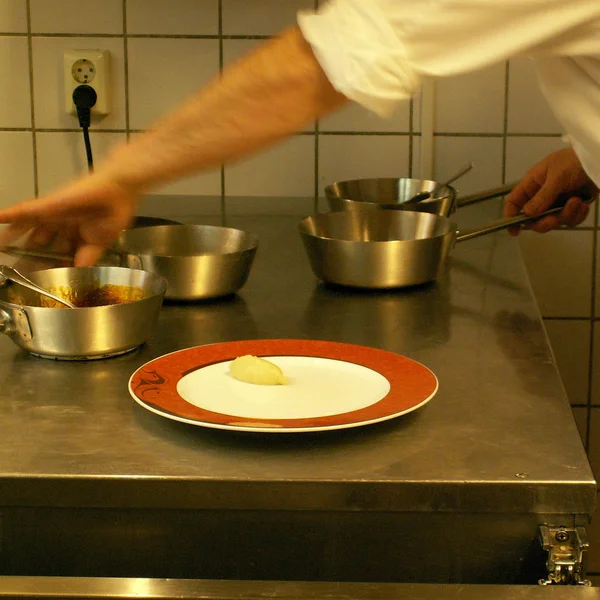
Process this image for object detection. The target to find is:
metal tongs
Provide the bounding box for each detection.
[405,162,475,204]
[0,265,75,308]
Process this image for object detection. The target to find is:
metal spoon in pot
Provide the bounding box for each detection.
[405,162,474,205]
[0,265,76,308]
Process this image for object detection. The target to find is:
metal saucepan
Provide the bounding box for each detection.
[110,224,259,300]
[325,179,516,216]
[299,204,566,289]
[0,266,167,359]
[0,225,259,301]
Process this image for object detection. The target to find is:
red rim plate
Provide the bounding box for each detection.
[128,339,438,433]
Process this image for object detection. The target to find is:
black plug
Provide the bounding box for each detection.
[72,84,97,127]
[72,84,97,171]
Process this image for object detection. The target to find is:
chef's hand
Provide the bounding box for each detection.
[504,147,598,235]
[0,172,139,266]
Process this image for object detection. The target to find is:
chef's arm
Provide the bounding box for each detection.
[0,25,349,267]
[101,25,348,194]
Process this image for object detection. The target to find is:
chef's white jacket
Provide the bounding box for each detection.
[298,0,600,186]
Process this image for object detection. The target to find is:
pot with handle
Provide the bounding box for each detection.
[0,265,167,359]
[299,202,571,289]
[325,178,515,216]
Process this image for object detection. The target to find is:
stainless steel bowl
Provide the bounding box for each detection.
[112,224,258,300]
[299,210,455,289]
[325,178,458,216]
[0,266,167,360]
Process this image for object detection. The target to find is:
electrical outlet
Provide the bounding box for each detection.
[64,49,111,117]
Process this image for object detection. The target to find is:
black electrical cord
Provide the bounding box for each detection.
[72,84,97,172]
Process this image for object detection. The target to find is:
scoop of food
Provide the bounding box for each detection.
[229,355,288,386]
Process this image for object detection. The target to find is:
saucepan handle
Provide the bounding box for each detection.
[0,246,73,262]
[0,305,33,342]
[0,246,128,267]
[456,202,584,243]
[455,182,517,209]
[0,307,14,336]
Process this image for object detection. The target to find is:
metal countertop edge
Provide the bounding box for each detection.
[0,577,597,599]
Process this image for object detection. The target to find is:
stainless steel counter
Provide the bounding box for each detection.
[0,203,595,585]
[0,577,599,599]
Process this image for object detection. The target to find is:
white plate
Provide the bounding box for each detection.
[129,339,438,433]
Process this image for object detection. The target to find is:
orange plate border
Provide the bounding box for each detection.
[128,339,438,431]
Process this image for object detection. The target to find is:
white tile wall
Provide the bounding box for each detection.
[0,0,27,32]
[591,324,600,407]
[155,169,222,198]
[1,0,599,573]
[222,0,314,36]
[29,0,123,34]
[128,37,220,129]
[518,230,593,318]
[507,58,563,134]
[434,64,506,134]
[0,132,34,207]
[126,0,219,36]
[595,243,600,318]
[0,36,31,128]
[545,319,591,406]
[318,134,411,190]
[36,131,126,195]
[589,408,600,479]
[433,136,504,195]
[225,135,315,198]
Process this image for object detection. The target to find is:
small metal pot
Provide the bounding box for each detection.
[0,266,167,360]
[110,224,258,301]
[299,204,564,289]
[325,178,515,216]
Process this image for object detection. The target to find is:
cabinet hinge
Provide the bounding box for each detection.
[538,524,591,586]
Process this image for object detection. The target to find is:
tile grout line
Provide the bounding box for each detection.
[314,120,320,214]
[501,60,509,185]
[408,98,414,178]
[586,222,598,454]
[545,315,600,321]
[218,0,226,226]
[588,154,600,452]
[0,126,564,137]
[25,0,38,198]
[123,0,131,140]
[5,33,271,40]
[313,0,320,213]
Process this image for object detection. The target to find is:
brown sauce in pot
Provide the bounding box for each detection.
[7,283,145,308]
[69,284,144,307]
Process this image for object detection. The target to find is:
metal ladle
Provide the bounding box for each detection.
[0,265,76,308]
[405,162,474,204]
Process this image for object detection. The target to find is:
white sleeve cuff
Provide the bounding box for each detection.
[297,0,420,118]
[572,140,600,189]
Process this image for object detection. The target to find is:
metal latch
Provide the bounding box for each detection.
[538,525,591,586]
